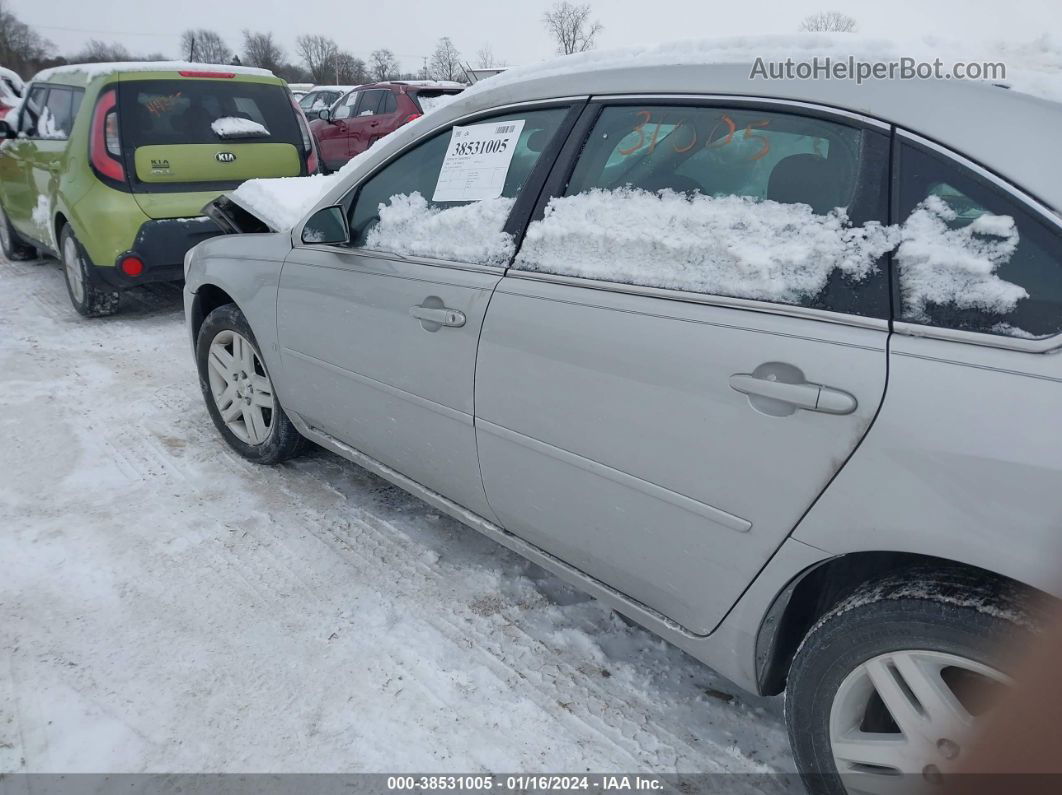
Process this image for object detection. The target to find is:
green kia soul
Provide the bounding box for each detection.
[0,63,318,316]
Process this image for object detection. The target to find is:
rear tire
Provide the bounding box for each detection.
[60,225,119,317]
[785,568,1033,795]
[196,303,306,464]
[0,204,37,261]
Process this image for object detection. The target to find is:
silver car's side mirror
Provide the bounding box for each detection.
[301,205,349,245]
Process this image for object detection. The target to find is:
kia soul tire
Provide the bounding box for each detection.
[0,204,36,261]
[60,225,119,317]
[785,569,1030,795]
[196,303,306,464]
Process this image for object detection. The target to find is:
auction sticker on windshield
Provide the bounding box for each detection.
[432,120,526,202]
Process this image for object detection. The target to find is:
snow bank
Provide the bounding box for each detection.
[515,188,896,304]
[896,195,1027,321]
[34,61,273,81]
[211,116,270,138]
[366,192,515,265]
[459,33,1062,106]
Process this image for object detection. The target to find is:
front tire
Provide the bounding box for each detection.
[0,203,36,261]
[785,569,1031,795]
[60,225,119,317]
[196,303,306,464]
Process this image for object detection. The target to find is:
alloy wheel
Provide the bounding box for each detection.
[830,649,1010,790]
[207,329,276,445]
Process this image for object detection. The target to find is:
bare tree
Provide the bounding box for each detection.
[70,39,132,63]
[0,0,54,75]
[475,44,500,68]
[369,48,399,82]
[180,28,232,63]
[242,30,285,72]
[428,37,463,82]
[334,52,369,84]
[296,34,339,83]
[542,2,602,55]
[798,11,858,32]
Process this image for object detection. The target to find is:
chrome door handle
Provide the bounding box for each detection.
[729,373,857,415]
[409,305,465,328]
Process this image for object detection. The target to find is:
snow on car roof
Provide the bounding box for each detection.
[396,80,466,90]
[0,65,24,92]
[463,33,1062,106]
[308,85,360,92]
[34,60,275,82]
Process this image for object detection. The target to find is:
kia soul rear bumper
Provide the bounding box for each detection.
[95,216,222,288]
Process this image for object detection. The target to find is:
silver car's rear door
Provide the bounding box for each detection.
[474,98,894,635]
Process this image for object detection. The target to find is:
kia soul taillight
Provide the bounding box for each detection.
[289,95,318,174]
[89,88,125,184]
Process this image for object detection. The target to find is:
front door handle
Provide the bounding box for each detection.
[729,372,857,416]
[410,304,465,329]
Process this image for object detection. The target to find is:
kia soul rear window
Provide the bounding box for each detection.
[118,80,300,148]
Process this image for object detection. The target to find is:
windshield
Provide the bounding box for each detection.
[119,79,300,148]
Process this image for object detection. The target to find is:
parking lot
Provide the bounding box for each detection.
[0,254,791,774]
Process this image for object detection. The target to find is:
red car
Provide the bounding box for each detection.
[0,66,24,121]
[309,81,464,171]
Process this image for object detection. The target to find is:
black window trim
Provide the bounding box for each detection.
[892,128,1062,354]
[508,93,896,332]
[295,96,590,273]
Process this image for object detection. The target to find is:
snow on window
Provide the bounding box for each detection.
[211,116,270,138]
[514,187,897,304]
[365,192,515,265]
[416,93,460,116]
[37,106,66,140]
[895,195,1027,322]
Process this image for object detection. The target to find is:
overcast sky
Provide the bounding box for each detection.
[10,0,1058,74]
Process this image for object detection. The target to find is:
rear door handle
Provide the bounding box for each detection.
[410,305,465,328]
[729,373,857,415]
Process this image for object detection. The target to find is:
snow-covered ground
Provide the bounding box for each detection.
[0,254,793,776]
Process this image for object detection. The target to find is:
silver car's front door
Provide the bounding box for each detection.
[475,100,894,635]
[277,248,501,518]
[275,104,578,519]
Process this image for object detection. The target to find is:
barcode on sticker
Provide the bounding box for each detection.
[495,124,516,134]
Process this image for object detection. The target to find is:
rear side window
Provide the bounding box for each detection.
[515,104,892,317]
[896,142,1062,339]
[39,87,82,140]
[118,80,300,148]
[356,90,387,117]
[414,90,461,115]
[345,107,569,265]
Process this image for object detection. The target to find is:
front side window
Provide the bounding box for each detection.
[896,142,1062,339]
[19,85,47,136]
[515,104,892,316]
[345,107,569,266]
[333,91,359,120]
